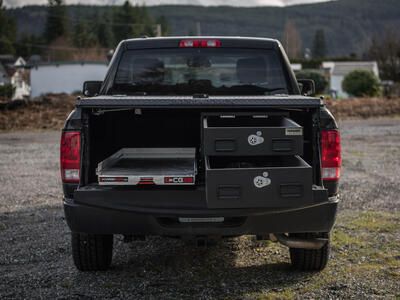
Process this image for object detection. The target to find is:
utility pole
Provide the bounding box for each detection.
[196,22,202,36]
[155,24,162,37]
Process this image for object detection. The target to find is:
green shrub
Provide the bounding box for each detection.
[342,70,380,97]
[295,70,328,94]
[0,84,15,99]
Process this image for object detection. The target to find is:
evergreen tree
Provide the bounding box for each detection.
[0,0,16,54]
[15,34,44,58]
[112,1,159,41]
[156,15,170,36]
[72,20,96,48]
[312,29,327,59]
[45,0,67,43]
[112,1,137,42]
[136,4,154,37]
[96,12,115,48]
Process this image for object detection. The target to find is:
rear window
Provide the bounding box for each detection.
[109,48,288,96]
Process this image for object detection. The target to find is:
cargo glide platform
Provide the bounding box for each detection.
[97,148,196,185]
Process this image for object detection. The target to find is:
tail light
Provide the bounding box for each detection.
[179,39,222,48]
[321,129,341,181]
[60,131,81,183]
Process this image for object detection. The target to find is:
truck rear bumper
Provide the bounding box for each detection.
[63,196,338,236]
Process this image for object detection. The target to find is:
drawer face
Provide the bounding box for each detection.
[203,116,304,156]
[206,156,313,208]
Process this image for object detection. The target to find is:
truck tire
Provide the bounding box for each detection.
[289,232,330,271]
[71,232,113,271]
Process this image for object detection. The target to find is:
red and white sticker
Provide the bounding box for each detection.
[164,176,194,184]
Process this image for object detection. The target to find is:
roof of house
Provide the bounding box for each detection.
[14,57,27,67]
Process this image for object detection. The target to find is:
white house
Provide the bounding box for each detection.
[290,63,302,72]
[10,68,30,100]
[322,61,380,98]
[0,56,31,100]
[30,62,108,98]
[11,57,31,100]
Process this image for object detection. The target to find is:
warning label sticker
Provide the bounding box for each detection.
[285,128,303,136]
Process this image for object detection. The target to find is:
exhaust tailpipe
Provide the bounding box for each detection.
[270,233,327,250]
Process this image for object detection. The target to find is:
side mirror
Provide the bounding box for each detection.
[297,79,316,96]
[83,81,102,97]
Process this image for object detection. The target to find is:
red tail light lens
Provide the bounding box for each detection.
[321,130,341,181]
[60,131,81,183]
[179,39,222,48]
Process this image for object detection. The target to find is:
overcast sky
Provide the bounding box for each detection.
[4,0,333,8]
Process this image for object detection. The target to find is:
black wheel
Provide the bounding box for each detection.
[289,232,330,271]
[71,232,113,271]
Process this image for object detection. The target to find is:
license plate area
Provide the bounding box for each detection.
[178,217,225,223]
[205,156,313,208]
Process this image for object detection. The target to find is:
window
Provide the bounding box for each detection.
[110,48,288,96]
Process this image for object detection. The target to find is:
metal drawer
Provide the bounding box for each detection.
[97,148,196,186]
[203,114,303,156]
[206,156,313,208]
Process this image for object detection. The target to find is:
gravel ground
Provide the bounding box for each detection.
[0,118,399,299]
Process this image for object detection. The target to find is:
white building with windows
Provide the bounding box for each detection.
[11,57,30,100]
[323,61,379,98]
[0,56,31,100]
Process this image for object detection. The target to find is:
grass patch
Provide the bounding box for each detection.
[347,211,400,233]
[294,211,400,295]
[245,290,295,300]
[347,150,364,157]
[332,230,364,248]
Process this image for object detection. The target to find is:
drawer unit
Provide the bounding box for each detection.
[203,115,303,156]
[206,156,313,208]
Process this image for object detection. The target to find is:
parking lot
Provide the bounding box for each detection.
[0,118,399,299]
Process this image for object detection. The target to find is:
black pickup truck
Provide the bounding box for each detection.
[60,37,341,272]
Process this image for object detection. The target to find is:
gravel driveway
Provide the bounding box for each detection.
[0,118,399,299]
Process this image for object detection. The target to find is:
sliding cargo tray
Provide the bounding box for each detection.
[97,148,196,185]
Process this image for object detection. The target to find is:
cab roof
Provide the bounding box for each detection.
[121,36,281,50]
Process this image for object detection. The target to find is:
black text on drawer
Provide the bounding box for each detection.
[203,116,303,156]
[205,156,313,208]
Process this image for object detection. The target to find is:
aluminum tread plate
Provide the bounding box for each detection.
[77,95,322,108]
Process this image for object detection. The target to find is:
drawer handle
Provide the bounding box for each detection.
[272,139,294,152]
[217,185,241,199]
[215,139,236,152]
[280,184,303,198]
